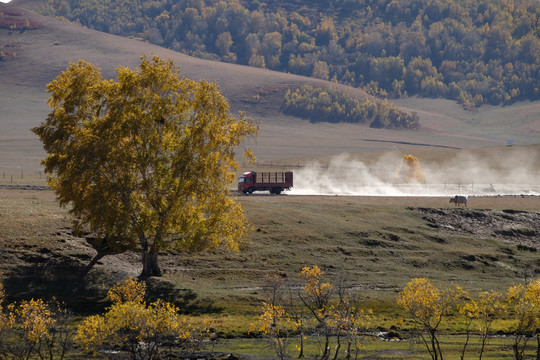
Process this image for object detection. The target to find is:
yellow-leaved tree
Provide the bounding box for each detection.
[0,282,7,352]
[254,274,299,360]
[458,290,506,360]
[2,297,71,360]
[506,279,540,360]
[299,266,333,358]
[397,278,463,360]
[394,154,425,184]
[76,277,196,359]
[32,55,258,278]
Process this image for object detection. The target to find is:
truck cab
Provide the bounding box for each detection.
[238,172,255,194]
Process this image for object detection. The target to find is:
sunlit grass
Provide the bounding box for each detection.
[206,333,527,359]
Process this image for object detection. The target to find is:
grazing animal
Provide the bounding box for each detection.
[450,195,467,207]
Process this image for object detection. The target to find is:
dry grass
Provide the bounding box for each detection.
[2,186,539,320]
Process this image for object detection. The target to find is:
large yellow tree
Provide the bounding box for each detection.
[33,55,257,278]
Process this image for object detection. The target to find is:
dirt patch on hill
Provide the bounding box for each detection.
[414,206,540,250]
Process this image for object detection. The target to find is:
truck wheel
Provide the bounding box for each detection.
[247,187,254,195]
[271,188,282,195]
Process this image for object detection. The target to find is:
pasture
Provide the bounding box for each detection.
[2,145,540,304]
[1,180,540,357]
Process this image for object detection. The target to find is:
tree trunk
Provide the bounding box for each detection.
[82,236,133,278]
[298,329,304,359]
[81,236,119,278]
[536,334,540,360]
[346,341,352,360]
[140,245,162,279]
[430,328,439,360]
[333,335,341,360]
[81,251,107,278]
[322,334,330,360]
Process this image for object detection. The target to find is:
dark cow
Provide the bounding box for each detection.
[450,195,467,207]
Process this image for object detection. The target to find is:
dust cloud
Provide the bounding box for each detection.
[289,150,540,197]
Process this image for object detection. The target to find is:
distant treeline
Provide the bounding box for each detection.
[39,0,540,107]
[282,85,419,128]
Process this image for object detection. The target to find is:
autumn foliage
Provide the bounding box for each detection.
[255,266,372,359]
[39,0,540,106]
[0,282,71,360]
[32,56,258,278]
[394,154,426,184]
[76,277,210,359]
[282,85,419,129]
[0,10,40,31]
[5,271,540,358]
[397,278,540,360]
[398,278,463,360]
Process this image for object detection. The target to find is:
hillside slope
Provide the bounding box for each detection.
[1,0,540,174]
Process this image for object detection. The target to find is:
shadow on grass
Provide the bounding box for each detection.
[146,278,224,315]
[2,257,110,314]
[3,257,223,316]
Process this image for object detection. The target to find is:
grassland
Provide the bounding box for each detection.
[1,166,540,357]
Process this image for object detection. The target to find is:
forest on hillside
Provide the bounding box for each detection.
[38,0,540,107]
[282,85,419,128]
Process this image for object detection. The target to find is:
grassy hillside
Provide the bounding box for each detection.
[1,186,540,333]
[3,145,540,301]
[2,0,540,177]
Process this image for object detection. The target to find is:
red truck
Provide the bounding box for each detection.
[238,171,293,195]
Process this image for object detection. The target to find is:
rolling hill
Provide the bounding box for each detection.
[1,0,540,176]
